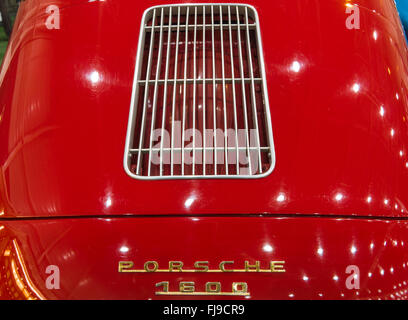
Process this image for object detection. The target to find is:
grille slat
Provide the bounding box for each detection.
[203,6,207,175]
[170,7,181,176]
[145,24,257,31]
[124,4,275,179]
[220,5,229,175]
[181,7,189,176]
[244,6,262,174]
[159,6,173,176]
[192,7,198,175]
[211,5,218,175]
[228,5,240,173]
[135,8,157,176]
[147,8,165,176]
[235,6,252,175]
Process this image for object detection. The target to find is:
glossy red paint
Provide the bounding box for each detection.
[0,0,408,300]
[0,0,407,218]
[1,217,408,300]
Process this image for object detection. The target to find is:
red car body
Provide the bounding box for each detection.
[0,0,408,299]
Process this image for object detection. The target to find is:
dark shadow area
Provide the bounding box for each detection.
[0,0,18,63]
[396,0,408,41]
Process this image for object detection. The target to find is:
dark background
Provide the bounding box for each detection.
[0,0,407,64]
[396,0,408,37]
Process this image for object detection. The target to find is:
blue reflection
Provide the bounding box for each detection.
[396,0,408,40]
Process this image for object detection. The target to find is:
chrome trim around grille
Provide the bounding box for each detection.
[124,4,275,179]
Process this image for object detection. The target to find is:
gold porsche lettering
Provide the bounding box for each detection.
[244,260,260,272]
[232,282,248,294]
[169,261,183,272]
[270,261,286,272]
[206,282,221,293]
[194,261,209,272]
[119,260,286,296]
[155,281,169,292]
[118,260,286,273]
[118,261,133,272]
[144,261,159,272]
[219,261,234,272]
[179,281,195,292]
[155,281,249,296]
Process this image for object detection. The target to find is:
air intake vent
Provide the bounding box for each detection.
[124,4,275,179]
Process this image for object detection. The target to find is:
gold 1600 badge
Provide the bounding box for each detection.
[118,260,286,296]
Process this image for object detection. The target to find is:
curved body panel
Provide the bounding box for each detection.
[1,217,408,300]
[0,0,408,300]
[0,0,407,218]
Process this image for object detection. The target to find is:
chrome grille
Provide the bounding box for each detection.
[124,4,275,179]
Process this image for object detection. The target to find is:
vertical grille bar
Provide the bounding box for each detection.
[228,5,240,174]
[181,7,190,176]
[192,7,198,175]
[147,8,165,176]
[219,5,229,175]
[125,4,275,180]
[244,6,263,174]
[202,6,206,176]
[135,9,157,175]
[170,7,181,176]
[159,7,173,176]
[211,5,217,176]
[235,5,252,175]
